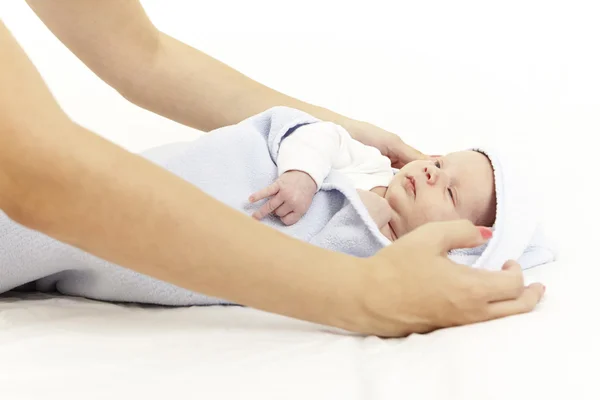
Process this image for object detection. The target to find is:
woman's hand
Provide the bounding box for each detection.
[355,220,545,337]
[249,170,318,225]
[345,120,431,168]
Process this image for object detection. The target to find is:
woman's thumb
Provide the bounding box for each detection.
[417,220,492,254]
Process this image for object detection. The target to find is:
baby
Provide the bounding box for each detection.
[249,122,497,241]
[0,106,546,307]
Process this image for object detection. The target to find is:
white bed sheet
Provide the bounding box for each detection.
[0,251,596,400]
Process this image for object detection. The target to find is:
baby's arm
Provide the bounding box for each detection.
[249,122,346,225]
[277,122,344,189]
[279,122,393,191]
[251,122,392,225]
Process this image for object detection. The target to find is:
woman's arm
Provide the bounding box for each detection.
[0,21,364,331]
[2,10,544,337]
[24,0,353,131]
[24,0,426,166]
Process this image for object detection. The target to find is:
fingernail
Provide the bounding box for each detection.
[477,226,493,240]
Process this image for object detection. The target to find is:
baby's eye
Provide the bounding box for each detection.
[447,188,455,202]
[434,160,441,168]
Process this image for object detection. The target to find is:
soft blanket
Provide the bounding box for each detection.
[0,107,389,305]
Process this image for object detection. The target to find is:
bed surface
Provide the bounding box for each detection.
[0,252,595,400]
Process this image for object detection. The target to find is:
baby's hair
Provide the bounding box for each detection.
[472,150,497,228]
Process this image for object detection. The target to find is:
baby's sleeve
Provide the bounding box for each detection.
[277,122,346,189]
[277,122,393,190]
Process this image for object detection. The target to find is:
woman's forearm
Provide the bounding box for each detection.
[0,21,365,332]
[25,0,367,136]
[123,33,357,132]
[7,121,364,329]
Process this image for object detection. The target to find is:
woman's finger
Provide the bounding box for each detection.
[412,220,488,253]
[485,283,545,320]
[475,260,526,302]
[252,196,284,220]
[249,183,279,203]
[389,137,429,168]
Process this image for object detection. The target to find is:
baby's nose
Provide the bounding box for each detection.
[424,165,440,185]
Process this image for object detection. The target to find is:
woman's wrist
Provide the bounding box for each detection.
[250,241,372,334]
[301,254,373,334]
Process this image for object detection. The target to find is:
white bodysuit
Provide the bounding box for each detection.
[277,122,395,191]
[141,121,397,235]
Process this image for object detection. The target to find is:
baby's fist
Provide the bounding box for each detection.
[249,170,318,225]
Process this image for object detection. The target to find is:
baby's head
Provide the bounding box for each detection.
[385,150,496,236]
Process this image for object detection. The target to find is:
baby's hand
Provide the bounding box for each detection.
[249,170,318,226]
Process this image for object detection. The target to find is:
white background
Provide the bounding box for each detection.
[1,1,599,398]
[3,0,598,257]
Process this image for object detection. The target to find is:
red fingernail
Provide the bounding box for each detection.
[478,226,493,239]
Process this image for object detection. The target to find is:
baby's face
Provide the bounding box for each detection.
[385,151,496,235]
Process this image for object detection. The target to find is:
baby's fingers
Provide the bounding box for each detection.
[281,212,302,226]
[252,196,284,220]
[274,203,293,218]
[249,183,279,203]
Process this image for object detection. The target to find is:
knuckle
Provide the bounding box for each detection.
[288,190,298,200]
[507,270,525,290]
[442,292,485,323]
[515,276,526,291]
[524,291,540,311]
[280,188,292,200]
[464,308,489,324]
[476,308,496,323]
[450,292,489,322]
[464,282,487,301]
[455,275,486,300]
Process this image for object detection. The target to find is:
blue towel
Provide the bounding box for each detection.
[0,107,389,306]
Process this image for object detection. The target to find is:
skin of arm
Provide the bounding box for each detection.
[0,21,366,333]
[25,0,369,135]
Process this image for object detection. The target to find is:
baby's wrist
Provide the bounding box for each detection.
[281,169,319,192]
